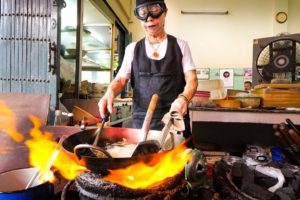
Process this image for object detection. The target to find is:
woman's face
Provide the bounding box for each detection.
[140,10,167,37]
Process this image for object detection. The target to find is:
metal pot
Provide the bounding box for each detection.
[0,168,54,200]
[62,127,184,172]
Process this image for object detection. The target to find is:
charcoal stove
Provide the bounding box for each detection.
[59,149,213,200]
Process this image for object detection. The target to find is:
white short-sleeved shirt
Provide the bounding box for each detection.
[116,37,196,79]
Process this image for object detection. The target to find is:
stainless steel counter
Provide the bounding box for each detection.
[190,107,300,125]
[189,107,300,152]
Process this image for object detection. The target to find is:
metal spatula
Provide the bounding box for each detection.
[132,94,160,156]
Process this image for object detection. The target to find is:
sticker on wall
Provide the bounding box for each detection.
[196,68,210,80]
[244,68,252,79]
[220,69,234,88]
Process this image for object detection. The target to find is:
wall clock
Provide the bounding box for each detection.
[275,11,288,23]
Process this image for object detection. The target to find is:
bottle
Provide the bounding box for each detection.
[271,147,285,166]
[80,117,88,130]
[67,113,74,126]
[54,110,62,126]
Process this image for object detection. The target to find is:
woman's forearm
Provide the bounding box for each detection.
[103,77,128,99]
[181,70,198,101]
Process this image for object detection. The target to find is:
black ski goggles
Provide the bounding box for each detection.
[134,3,167,21]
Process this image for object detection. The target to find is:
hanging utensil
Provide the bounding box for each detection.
[74,112,111,159]
[131,94,160,156]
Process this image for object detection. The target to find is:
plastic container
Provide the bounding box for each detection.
[271,148,285,163]
[191,91,211,106]
[197,79,226,100]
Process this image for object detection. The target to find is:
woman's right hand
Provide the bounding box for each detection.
[98,76,128,118]
[98,91,115,118]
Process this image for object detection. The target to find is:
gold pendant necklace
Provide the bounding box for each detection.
[147,33,166,59]
[149,42,161,58]
[153,51,159,58]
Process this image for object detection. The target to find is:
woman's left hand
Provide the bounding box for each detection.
[170,97,188,116]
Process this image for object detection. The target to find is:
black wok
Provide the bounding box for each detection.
[62,127,183,172]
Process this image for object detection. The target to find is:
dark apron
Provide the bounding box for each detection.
[130,35,191,138]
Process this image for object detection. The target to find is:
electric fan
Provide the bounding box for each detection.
[252,33,300,86]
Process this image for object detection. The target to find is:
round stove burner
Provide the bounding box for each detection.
[74,172,187,200]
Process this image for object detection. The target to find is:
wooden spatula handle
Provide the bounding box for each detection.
[148,94,159,113]
[142,94,159,140]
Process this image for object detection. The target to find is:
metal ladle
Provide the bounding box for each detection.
[74,112,111,159]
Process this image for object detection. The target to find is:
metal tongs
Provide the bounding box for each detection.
[74,112,111,159]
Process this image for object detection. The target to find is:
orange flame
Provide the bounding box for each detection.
[102,143,191,189]
[0,101,24,142]
[0,102,87,182]
[25,115,88,181]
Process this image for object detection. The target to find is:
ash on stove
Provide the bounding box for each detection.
[60,171,212,200]
[76,171,187,200]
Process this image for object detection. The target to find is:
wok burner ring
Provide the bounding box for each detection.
[61,172,189,200]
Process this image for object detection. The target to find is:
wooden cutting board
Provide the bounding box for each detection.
[254,84,300,89]
[72,106,99,124]
[253,84,300,108]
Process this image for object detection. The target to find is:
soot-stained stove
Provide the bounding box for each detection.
[55,149,212,200]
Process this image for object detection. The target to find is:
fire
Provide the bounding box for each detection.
[0,101,24,142]
[0,100,87,183]
[102,143,192,189]
[25,115,88,181]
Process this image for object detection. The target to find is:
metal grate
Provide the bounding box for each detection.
[0,0,58,107]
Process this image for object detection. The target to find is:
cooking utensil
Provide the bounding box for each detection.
[74,112,111,159]
[62,127,183,172]
[160,110,183,150]
[0,168,54,200]
[160,115,173,148]
[131,94,160,156]
[286,118,300,137]
[288,129,300,148]
[279,123,300,153]
[273,124,300,165]
[93,112,110,146]
[25,136,65,189]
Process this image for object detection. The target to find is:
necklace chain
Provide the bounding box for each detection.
[149,42,162,51]
[147,33,167,58]
[149,42,161,58]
